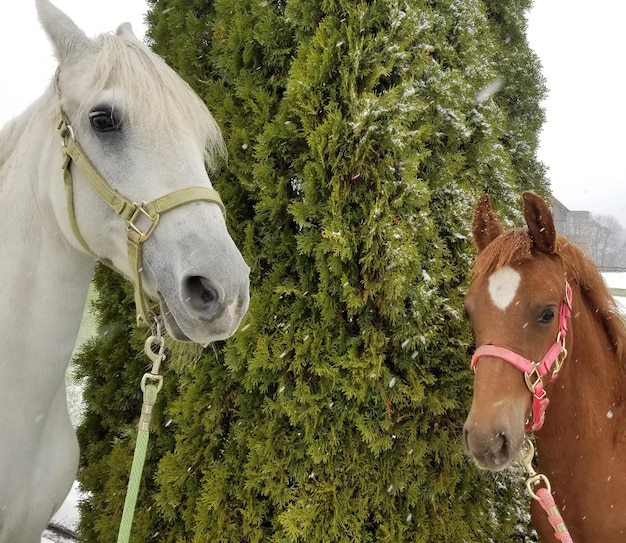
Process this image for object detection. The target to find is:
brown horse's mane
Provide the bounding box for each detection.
[472,228,626,368]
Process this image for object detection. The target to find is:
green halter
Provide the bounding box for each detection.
[56,109,225,327]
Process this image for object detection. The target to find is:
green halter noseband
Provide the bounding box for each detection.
[56,109,225,327]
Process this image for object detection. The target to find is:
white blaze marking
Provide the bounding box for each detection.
[488,266,521,310]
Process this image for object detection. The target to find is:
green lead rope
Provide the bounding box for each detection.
[116,330,165,543]
[116,383,159,543]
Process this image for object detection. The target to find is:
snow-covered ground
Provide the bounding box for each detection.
[601,271,626,313]
[40,273,626,541]
[41,482,82,542]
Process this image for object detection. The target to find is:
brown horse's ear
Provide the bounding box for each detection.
[472,193,504,252]
[522,191,556,254]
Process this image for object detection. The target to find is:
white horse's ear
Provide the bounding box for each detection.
[36,0,93,64]
[116,22,139,41]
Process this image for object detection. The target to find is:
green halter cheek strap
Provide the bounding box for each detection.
[57,110,225,327]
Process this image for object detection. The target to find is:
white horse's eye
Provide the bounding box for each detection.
[89,110,120,132]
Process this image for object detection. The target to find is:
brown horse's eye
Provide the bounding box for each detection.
[538,307,556,324]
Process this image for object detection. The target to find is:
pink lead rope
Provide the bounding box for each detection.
[536,488,574,543]
[520,437,574,543]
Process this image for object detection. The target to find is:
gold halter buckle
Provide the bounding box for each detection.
[128,202,159,243]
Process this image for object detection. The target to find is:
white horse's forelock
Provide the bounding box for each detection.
[66,31,227,171]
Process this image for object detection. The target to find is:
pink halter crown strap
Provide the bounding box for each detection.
[470,281,573,432]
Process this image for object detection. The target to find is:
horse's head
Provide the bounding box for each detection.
[463,192,569,470]
[36,0,249,343]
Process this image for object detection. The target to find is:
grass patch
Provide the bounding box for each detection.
[610,288,626,297]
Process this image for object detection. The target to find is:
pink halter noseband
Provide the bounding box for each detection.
[470,282,573,432]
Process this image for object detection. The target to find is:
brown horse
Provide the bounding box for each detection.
[463,191,626,542]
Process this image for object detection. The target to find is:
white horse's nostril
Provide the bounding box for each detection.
[183,276,224,317]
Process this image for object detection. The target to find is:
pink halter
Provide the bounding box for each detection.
[470,282,573,432]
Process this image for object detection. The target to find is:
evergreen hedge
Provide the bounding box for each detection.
[75,0,547,541]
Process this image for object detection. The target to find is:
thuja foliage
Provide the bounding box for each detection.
[75,0,547,541]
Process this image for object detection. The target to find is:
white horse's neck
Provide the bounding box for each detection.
[0,90,94,539]
[0,92,94,390]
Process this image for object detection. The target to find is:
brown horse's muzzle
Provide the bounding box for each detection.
[463,356,531,470]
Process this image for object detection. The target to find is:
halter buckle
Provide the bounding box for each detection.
[523,364,545,398]
[552,349,567,378]
[551,331,568,379]
[57,112,75,147]
[128,202,159,243]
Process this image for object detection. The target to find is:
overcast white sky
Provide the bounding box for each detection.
[0,0,148,121]
[2,1,625,224]
[526,2,626,224]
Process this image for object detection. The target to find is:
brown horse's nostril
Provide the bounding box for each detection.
[183,276,224,318]
[494,431,509,457]
[464,423,516,470]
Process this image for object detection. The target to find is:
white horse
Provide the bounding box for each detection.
[0,1,250,540]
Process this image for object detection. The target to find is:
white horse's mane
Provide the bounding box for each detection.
[0,29,226,177]
[0,117,19,171]
[82,31,226,169]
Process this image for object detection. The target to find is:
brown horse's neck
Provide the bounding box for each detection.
[544,247,626,431]
[534,291,626,540]
[541,296,626,444]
